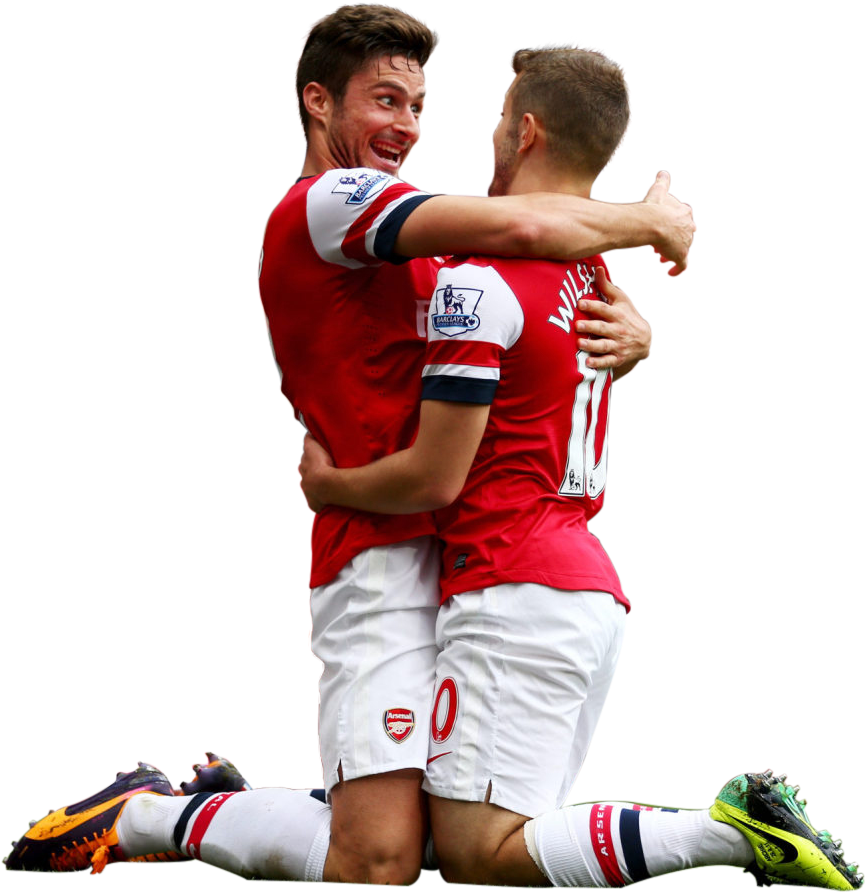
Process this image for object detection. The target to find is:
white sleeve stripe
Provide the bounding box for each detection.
[421,363,500,381]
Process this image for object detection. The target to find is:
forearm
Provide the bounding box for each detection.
[517,193,665,258]
[308,449,449,515]
[612,358,640,381]
[395,193,664,260]
[301,401,489,516]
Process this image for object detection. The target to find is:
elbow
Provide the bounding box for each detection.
[486,200,545,256]
[419,490,457,512]
[417,478,463,511]
[504,214,546,256]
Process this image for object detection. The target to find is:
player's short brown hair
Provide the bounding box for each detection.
[511,48,629,177]
[296,5,437,136]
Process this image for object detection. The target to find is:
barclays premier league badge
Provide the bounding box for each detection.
[431,284,482,337]
[331,172,389,204]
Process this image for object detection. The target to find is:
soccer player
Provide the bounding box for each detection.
[5,6,694,883]
[297,47,862,889]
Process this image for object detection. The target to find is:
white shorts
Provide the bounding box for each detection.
[310,536,439,797]
[423,585,626,818]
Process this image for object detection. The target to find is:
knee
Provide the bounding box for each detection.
[438,856,474,885]
[366,855,421,886]
[328,839,421,885]
[326,771,426,884]
[438,850,534,887]
[438,854,497,885]
[324,826,421,886]
[428,797,543,886]
[435,839,493,885]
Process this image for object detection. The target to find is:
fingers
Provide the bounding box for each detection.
[579,325,621,368]
[663,254,687,276]
[577,303,620,342]
[581,350,620,370]
[578,326,631,359]
[577,265,649,372]
[578,298,615,320]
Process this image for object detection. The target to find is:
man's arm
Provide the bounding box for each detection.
[299,400,490,515]
[396,171,694,275]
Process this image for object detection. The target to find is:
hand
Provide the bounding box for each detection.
[298,433,335,513]
[643,170,695,276]
[577,267,651,374]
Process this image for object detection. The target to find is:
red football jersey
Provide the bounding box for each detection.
[259,169,441,587]
[421,255,627,608]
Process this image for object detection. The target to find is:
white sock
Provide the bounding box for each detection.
[118,789,331,881]
[525,802,753,886]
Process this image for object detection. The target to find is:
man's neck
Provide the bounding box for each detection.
[508,174,595,198]
[509,164,594,198]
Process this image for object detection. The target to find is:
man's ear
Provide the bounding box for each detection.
[303,82,332,125]
[517,112,538,154]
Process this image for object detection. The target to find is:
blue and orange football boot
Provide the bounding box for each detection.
[711,770,862,889]
[4,754,257,873]
[4,762,176,873]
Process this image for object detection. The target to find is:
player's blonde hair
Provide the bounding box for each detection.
[296,5,437,137]
[511,48,629,177]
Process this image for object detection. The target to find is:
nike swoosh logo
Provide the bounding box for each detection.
[726,814,800,863]
[426,752,452,765]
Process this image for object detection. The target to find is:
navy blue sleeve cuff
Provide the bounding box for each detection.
[421,375,497,404]
[373,194,439,264]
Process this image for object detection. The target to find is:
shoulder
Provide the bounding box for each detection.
[308,168,424,207]
[302,169,430,268]
[430,257,524,348]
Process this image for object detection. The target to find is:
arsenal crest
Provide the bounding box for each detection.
[383,708,415,743]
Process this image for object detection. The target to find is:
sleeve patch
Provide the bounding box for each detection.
[430,284,484,337]
[329,171,391,204]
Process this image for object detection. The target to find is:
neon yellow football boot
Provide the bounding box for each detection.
[711,770,862,889]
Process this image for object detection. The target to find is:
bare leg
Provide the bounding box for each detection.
[324,768,427,885]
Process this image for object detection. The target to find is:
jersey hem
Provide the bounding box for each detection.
[310,525,438,589]
[440,572,629,611]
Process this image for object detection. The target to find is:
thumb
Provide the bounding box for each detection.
[644,169,670,203]
[594,265,614,300]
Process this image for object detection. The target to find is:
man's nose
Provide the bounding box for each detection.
[394,105,420,142]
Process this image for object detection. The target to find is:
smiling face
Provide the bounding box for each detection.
[327,54,425,176]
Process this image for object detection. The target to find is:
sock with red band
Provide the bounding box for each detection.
[117,789,331,881]
[524,802,752,886]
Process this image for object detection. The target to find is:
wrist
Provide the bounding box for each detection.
[609,201,661,251]
[634,201,664,249]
